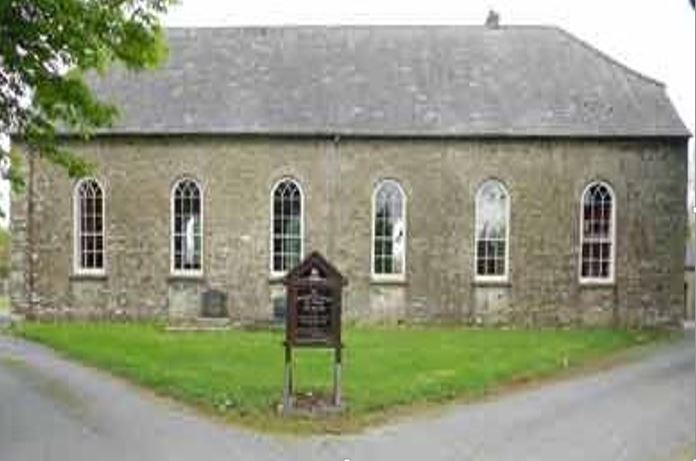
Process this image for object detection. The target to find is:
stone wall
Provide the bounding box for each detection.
[10,136,688,326]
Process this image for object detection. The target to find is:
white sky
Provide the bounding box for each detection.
[2,1,694,228]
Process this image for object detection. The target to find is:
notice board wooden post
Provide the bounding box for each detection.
[282,251,347,413]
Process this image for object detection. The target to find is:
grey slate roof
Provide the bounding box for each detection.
[88,26,690,137]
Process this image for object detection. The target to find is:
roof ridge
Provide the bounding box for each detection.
[163,24,564,31]
[552,26,665,88]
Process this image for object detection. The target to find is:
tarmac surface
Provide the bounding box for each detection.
[1,330,694,461]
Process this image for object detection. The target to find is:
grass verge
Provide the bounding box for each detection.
[11,322,671,434]
[0,296,9,315]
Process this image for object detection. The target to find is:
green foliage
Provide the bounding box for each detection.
[5,148,24,192]
[0,228,8,279]
[0,0,174,186]
[13,323,665,433]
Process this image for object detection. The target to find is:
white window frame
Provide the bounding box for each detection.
[170,177,204,277]
[474,179,510,283]
[269,178,305,277]
[73,178,106,276]
[578,181,616,285]
[371,179,407,282]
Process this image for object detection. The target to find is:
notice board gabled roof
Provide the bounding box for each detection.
[283,251,347,286]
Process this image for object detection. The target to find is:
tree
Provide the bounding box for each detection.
[0,0,174,189]
[0,227,9,279]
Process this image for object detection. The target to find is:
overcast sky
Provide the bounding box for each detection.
[1,1,694,228]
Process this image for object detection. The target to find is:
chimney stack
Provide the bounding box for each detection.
[485,10,500,29]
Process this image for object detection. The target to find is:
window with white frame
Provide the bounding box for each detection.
[271,179,303,273]
[171,178,203,273]
[580,182,614,281]
[475,180,509,279]
[74,178,105,273]
[372,180,406,276]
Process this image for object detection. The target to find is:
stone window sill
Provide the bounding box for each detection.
[370,276,408,286]
[472,279,511,288]
[268,274,287,285]
[70,272,108,281]
[579,280,615,289]
[167,273,205,283]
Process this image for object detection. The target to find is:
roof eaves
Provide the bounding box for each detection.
[56,129,693,140]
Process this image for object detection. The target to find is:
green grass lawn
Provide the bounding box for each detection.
[11,323,667,433]
[0,296,9,315]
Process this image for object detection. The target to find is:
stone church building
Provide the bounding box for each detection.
[11,25,691,326]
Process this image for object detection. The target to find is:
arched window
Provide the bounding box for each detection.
[580,182,615,282]
[171,178,203,274]
[74,178,105,273]
[372,180,406,277]
[271,179,303,274]
[475,180,509,279]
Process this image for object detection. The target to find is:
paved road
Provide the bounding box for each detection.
[0,311,12,329]
[1,331,694,461]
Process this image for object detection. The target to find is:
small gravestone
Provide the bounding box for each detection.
[282,251,347,414]
[272,295,287,324]
[201,289,228,318]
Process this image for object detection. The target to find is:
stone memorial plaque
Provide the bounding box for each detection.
[201,289,228,318]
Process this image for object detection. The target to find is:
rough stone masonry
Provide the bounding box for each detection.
[10,26,691,326]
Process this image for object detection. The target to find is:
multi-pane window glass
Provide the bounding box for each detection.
[373,180,406,275]
[580,182,613,280]
[272,179,303,273]
[75,179,105,272]
[475,180,508,278]
[172,179,202,272]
